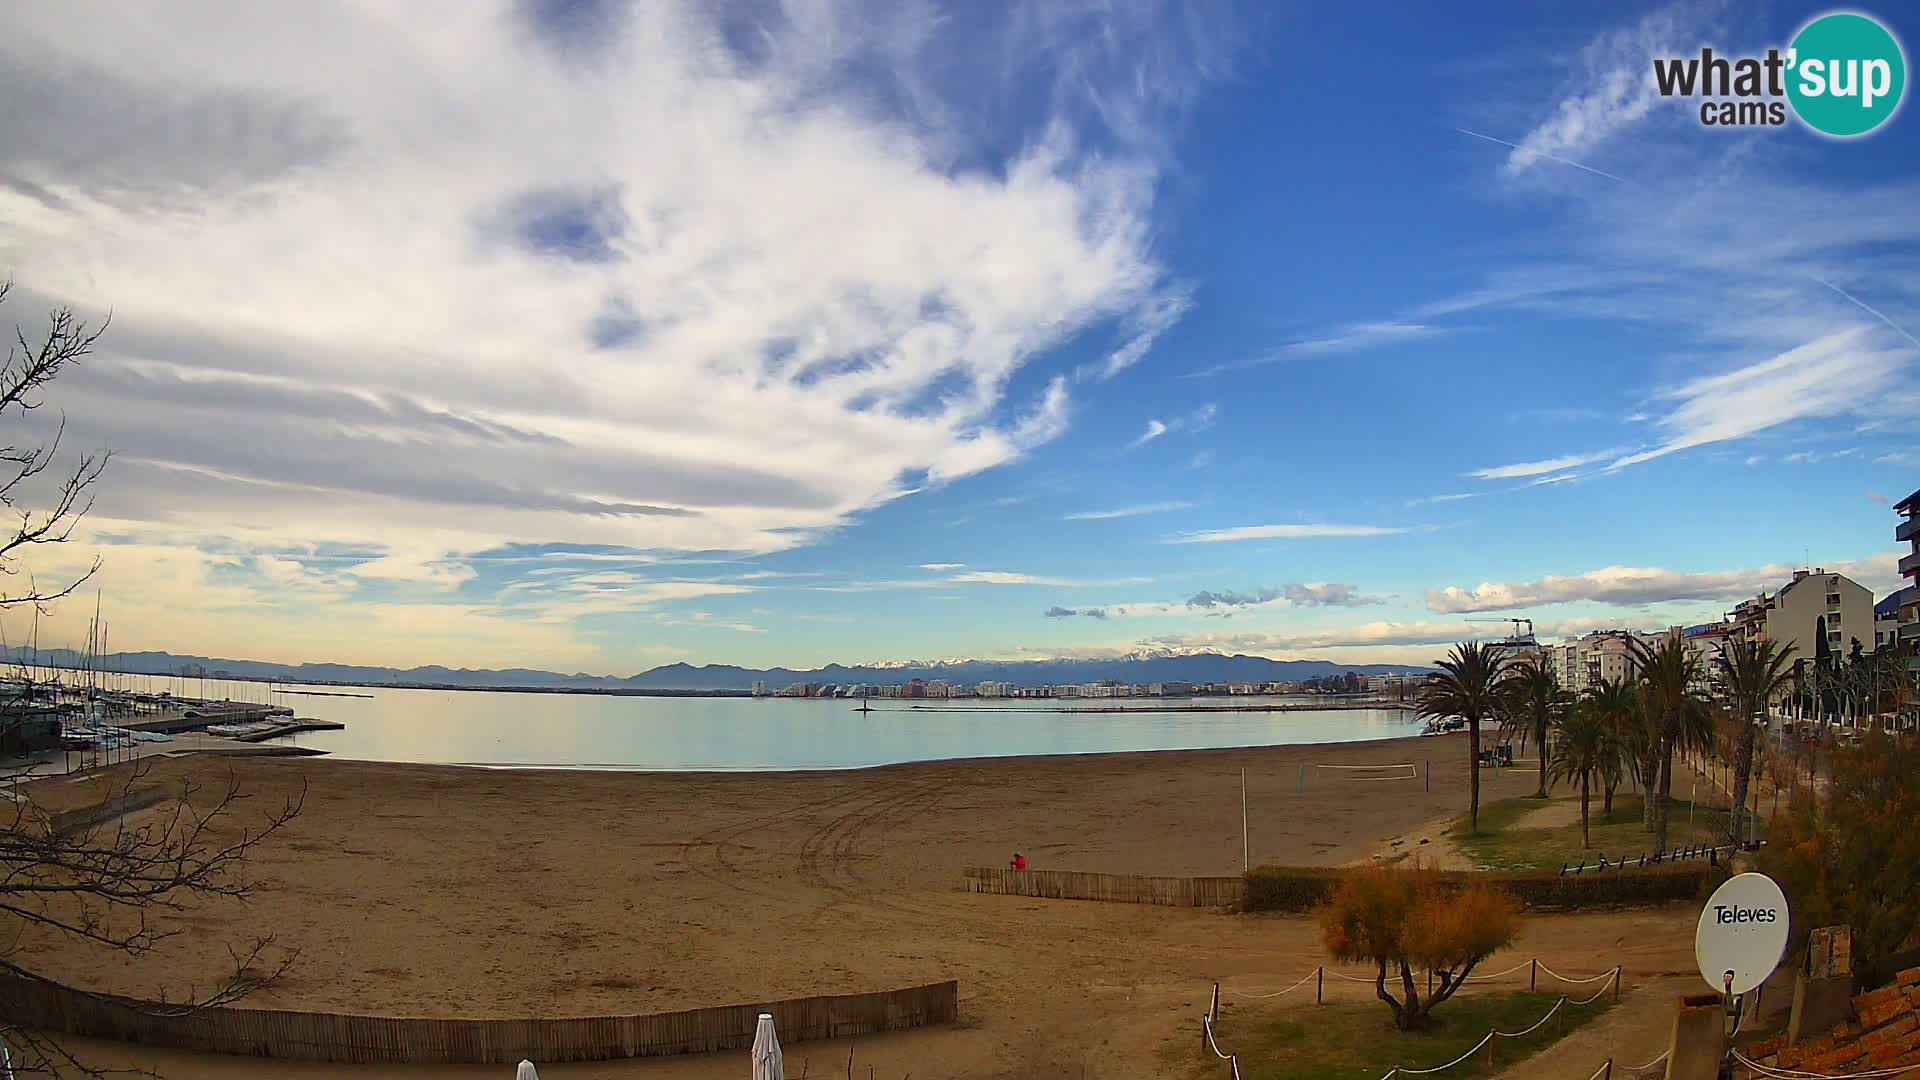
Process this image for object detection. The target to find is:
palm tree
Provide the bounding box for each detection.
[1712,638,1795,844]
[1585,678,1641,817]
[1550,703,1610,848]
[1498,658,1568,799]
[1629,631,1711,853]
[1417,642,1516,834]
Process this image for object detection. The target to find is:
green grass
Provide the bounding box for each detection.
[1450,794,1739,871]
[1168,991,1615,1080]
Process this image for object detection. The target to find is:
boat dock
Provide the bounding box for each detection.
[203,718,345,742]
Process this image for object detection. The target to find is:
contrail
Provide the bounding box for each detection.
[1454,127,1631,184]
[1812,276,1920,352]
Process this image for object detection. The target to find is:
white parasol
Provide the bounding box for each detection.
[751,1012,785,1080]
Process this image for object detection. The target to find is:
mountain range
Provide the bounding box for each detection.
[1,647,1432,693]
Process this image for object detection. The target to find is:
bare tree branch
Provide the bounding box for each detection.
[0,280,112,611]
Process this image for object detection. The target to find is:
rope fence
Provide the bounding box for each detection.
[1200,1014,1244,1080]
[1732,1049,1917,1079]
[1220,959,1623,1002]
[1372,974,1620,1080]
[1204,966,1623,1080]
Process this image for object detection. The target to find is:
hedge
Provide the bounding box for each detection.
[1243,862,1721,913]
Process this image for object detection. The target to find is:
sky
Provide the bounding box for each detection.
[1,0,1918,673]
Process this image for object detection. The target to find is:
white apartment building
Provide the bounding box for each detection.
[1549,630,1654,694]
[1728,567,1877,665]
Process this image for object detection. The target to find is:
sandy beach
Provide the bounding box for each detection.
[15,734,1705,1079]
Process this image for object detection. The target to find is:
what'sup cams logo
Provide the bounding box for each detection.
[1653,10,1907,137]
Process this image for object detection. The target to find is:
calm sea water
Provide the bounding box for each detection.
[100,674,1422,771]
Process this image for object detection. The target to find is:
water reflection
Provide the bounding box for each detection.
[105,675,1422,770]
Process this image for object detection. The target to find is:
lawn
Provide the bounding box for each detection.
[1451,794,1740,872]
[1170,991,1615,1080]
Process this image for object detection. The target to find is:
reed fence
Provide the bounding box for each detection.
[0,974,958,1064]
[964,867,1245,907]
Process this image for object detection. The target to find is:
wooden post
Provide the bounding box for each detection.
[1201,1016,1209,1051]
[1210,982,1219,1022]
[1425,759,1430,792]
[1316,967,1323,1005]
[1241,769,1249,873]
[1530,958,1537,991]
[1614,967,1622,1003]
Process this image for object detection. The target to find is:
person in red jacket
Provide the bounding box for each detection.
[1009,853,1027,871]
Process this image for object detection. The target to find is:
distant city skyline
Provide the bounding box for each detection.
[1,1,1917,672]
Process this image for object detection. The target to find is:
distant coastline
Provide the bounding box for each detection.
[12,662,1426,705]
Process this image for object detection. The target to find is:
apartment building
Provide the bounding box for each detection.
[1726,567,1876,665]
[1896,489,1920,672]
[1549,630,1650,694]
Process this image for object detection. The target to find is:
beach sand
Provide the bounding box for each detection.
[15,734,1702,1079]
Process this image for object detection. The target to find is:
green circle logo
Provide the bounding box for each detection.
[1787,12,1907,137]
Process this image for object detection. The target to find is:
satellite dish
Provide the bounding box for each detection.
[1695,872,1789,996]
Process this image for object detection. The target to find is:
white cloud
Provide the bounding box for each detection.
[1129,419,1170,449]
[1426,553,1900,614]
[1501,0,1720,179]
[1607,329,1910,470]
[1166,524,1406,544]
[1190,321,1439,377]
[949,570,1152,587]
[1084,287,1193,381]
[1406,492,1478,507]
[917,563,965,571]
[1063,500,1194,521]
[1469,450,1620,480]
[0,1,1211,659]
[1126,401,1216,450]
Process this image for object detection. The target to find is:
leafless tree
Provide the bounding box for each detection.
[0,761,305,1077]
[0,282,304,1077]
[0,280,111,617]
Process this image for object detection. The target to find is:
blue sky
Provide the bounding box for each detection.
[1,0,1917,671]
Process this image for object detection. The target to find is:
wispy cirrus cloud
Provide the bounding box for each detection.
[1126,402,1217,450]
[1167,523,1405,544]
[1498,0,1724,179]
[1406,492,1479,507]
[1189,322,1440,377]
[1129,419,1170,449]
[948,570,1153,587]
[1063,500,1195,521]
[1469,450,1622,480]
[1607,329,1911,470]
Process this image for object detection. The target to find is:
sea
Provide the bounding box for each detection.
[95,673,1424,771]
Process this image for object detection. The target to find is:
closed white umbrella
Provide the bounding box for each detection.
[515,1061,539,1080]
[751,1013,784,1080]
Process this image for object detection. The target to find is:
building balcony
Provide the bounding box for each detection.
[1899,516,1920,544]
[1901,550,1920,578]
[1902,621,1920,641]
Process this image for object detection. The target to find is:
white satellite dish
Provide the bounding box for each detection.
[1695,872,1789,996]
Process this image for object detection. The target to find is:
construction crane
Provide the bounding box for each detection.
[1465,617,1535,643]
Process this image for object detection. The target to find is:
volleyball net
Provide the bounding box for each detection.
[1313,762,1419,782]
